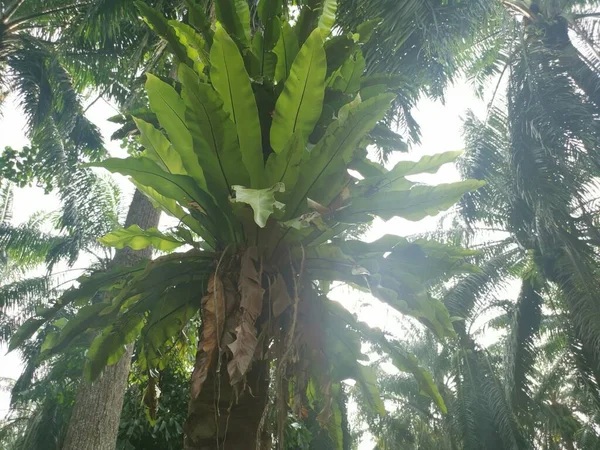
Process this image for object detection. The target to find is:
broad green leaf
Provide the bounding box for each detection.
[317,0,337,37]
[328,393,344,450]
[257,0,283,22]
[348,156,386,178]
[134,118,185,174]
[184,0,213,46]
[8,317,46,351]
[387,239,480,280]
[355,364,387,416]
[232,183,285,228]
[135,1,189,64]
[433,298,456,338]
[82,257,213,380]
[141,282,200,370]
[52,318,68,329]
[302,245,365,279]
[314,247,459,340]
[408,238,479,261]
[404,294,455,339]
[179,65,250,206]
[330,51,365,94]
[264,132,305,190]
[63,263,148,307]
[170,21,209,75]
[214,0,251,46]
[211,24,264,187]
[287,93,395,218]
[303,244,357,267]
[270,29,326,154]
[356,18,382,43]
[145,74,207,191]
[252,30,278,79]
[303,223,348,248]
[40,332,59,353]
[336,93,362,123]
[324,35,358,77]
[85,310,146,380]
[91,157,225,244]
[9,264,148,352]
[257,0,282,52]
[386,344,447,413]
[326,301,447,413]
[295,0,320,45]
[295,0,337,44]
[99,225,184,251]
[341,234,409,256]
[46,303,109,355]
[391,150,463,176]
[274,21,299,82]
[359,75,406,100]
[135,182,211,244]
[93,157,212,214]
[355,151,463,196]
[337,180,486,222]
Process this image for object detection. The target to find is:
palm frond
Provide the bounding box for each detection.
[0,180,13,224]
[444,244,521,327]
[0,276,53,313]
[0,222,66,269]
[458,345,525,450]
[505,276,543,414]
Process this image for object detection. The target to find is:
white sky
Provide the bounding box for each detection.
[0,80,490,444]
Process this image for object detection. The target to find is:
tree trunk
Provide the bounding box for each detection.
[184,360,270,450]
[62,190,161,450]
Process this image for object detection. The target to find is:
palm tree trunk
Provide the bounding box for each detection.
[185,359,270,450]
[62,189,161,450]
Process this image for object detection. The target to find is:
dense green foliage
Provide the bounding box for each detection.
[349,1,600,447]
[4,1,483,448]
[4,0,600,449]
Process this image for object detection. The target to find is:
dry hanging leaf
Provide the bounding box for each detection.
[226,247,265,384]
[239,246,264,320]
[271,274,292,317]
[143,376,159,422]
[201,275,225,352]
[227,319,259,384]
[191,274,225,399]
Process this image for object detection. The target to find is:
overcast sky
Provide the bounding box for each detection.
[0,80,489,444]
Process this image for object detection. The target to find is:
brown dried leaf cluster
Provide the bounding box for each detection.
[191,274,226,399]
[227,247,265,384]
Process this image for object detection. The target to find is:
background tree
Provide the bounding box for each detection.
[357,69,600,446]
[0,170,122,448]
[336,0,504,156]
[0,2,185,446]
[353,310,600,449]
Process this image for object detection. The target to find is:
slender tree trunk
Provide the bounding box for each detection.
[185,360,270,450]
[62,190,161,450]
